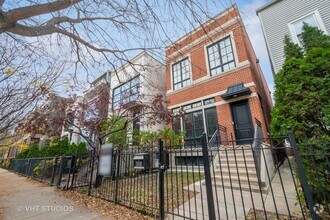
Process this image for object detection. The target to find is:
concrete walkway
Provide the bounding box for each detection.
[0,168,109,220]
[169,158,303,219]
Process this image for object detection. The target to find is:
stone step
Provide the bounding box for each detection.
[217,156,255,162]
[213,175,262,186]
[215,163,256,169]
[217,158,256,164]
[210,181,268,194]
[213,169,258,178]
[216,150,254,156]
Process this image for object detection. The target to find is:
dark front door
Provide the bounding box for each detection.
[230,100,254,144]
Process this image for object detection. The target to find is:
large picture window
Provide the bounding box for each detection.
[172,107,218,148]
[207,37,235,76]
[112,76,140,109]
[172,58,191,90]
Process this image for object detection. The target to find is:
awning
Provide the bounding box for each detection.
[220,83,251,100]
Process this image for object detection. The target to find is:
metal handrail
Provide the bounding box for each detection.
[208,129,219,147]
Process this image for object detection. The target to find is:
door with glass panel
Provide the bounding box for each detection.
[205,107,218,141]
[184,110,204,147]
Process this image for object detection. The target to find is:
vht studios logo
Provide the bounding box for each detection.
[17,205,74,212]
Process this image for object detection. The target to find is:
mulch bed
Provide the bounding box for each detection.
[59,189,153,219]
[92,172,204,216]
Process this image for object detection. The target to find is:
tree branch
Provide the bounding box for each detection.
[46,15,122,25]
[6,23,155,53]
[4,0,82,23]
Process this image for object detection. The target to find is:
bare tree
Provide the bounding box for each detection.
[0,0,227,77]
[15,93,70,138]
[0,0,235,146]
[0,42,62,144]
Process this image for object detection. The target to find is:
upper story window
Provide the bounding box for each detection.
[172,58,191,90]
[207,37,235,76]
[289,10,328,45]
[113,76,140,109]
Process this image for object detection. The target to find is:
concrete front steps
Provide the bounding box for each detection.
[210,146,268,193]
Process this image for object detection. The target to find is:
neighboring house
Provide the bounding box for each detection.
[80,72,111,147]
[61,96,84,145]
[65,52,166,146]
[108,52,167,136]
[166,5,272,147]
[11,94,69,151]
[256,0,330,75]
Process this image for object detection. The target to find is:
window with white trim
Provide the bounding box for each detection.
[207,37,235,76]
[172,58,191,90]
[289,11,327,45]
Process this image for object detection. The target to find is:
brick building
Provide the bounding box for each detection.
[166,5,272,146]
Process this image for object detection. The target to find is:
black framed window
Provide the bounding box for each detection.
[182,101,202,111]
[172,116,181,133]
[184,110,204,147]
[172,58,191,90]
[203,97,215,105]
[112,76,140,109]
[207,37,235,76]
[172,108,180,114]
[175,156,212,166]
[205,107,218,140]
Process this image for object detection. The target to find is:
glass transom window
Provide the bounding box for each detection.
[207,37,235,76]
[172,58,191,90]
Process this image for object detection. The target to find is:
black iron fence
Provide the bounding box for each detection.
[4,154,91,189]
[2,132,329,220]
[82,133,328,219]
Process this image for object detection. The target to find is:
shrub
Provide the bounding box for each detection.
[33,159,55,177]
[1,158,10,168]
[131,128,185,149]
[14,137,88,159]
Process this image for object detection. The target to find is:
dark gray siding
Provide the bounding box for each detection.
[258,0,330,74]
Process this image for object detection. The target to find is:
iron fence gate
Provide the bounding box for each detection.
[83,132,329,220]
[2,131,329,220]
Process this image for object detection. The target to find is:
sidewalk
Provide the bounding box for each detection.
[0,168,109,220]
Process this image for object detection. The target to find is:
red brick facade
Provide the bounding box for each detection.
[166,6,272,142]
